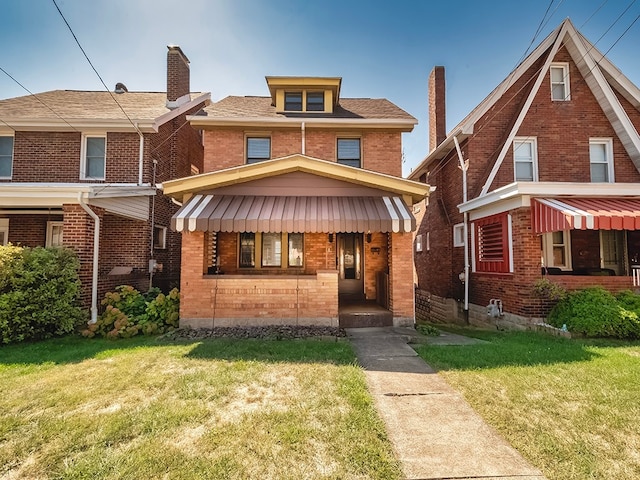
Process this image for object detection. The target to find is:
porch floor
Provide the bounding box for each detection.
[339,298,393,328]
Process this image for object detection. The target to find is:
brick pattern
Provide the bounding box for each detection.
[167,47,190,102]
[388,232,414,323]
[4,214,59,246]
[428,66,446,151]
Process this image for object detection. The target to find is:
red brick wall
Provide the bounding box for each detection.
[4,214,60,246]
[364,232,388,300]
[10,132,81,182]
[389,232,415,321]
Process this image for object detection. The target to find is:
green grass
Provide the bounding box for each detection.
[414,327,640,480]
[0,336,401,480]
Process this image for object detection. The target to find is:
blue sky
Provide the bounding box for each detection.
[1,0,639,175]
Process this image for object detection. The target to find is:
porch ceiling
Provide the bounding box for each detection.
[532,197,640,233]
[171,194,416,233]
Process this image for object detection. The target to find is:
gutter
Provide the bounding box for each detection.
[78,193,100,324]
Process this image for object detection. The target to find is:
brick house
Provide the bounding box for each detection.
[0,46,209,321]
[409,19,640,328]
[162,76,428,328]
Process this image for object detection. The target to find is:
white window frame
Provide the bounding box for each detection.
[589,138,614,183]
[80,134,107,180]
[0,219,8,246]
[453,223,465,247]
[513,137,538,182]
[0,134,14,180]
[46,221,64,247]
[415,234,423,252]
[542,231,572,271]
[550,63,570,101]
[153,225,167,250]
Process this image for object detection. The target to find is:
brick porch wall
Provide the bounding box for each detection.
[389,231,415,325]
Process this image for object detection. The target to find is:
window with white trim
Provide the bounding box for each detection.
[46,221,64,247]
[474,213,511,273]
[0,219,8,246]
[239,233,304,269]
[453,223,465,247]
[0,136,14,179]
[153,225,167,249]
[81,135,106,180]
[246,137,271,164]
[542,231,571,270]
[589,138,614,183]
[337,138,361,168]
[513,137,537,181]
[415,234,423,252]
[550,63,570,101]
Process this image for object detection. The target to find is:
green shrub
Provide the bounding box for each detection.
[532,278,568,302]
[548,287,640,339]
[0,245,85,344]
[83,285,179,339]
[416,323,440,336]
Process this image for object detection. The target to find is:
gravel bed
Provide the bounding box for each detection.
[164,325,347,340]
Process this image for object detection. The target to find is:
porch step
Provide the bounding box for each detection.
[339,311,393,328]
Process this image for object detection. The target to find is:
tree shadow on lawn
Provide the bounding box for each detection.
[413,329,611,371]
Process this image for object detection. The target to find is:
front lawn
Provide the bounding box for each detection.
[414,328,640,480]
[0,336,401,479]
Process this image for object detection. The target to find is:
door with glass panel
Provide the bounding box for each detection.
[337,233,364,298]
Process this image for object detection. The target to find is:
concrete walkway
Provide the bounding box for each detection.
[347,327,547,480]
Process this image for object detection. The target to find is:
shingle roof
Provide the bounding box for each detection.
[203,96,416,121]
[0,90,207,121]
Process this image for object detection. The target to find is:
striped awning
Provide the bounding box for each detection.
[532,197,640,233]
[171,195,416,233]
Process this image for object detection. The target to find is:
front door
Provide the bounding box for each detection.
[337,233,364,299]
[600,230,626,275]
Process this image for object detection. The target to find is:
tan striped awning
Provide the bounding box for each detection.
[171,195,416,233]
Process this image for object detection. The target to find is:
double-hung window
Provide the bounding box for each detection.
[337,138,361,168]
[82,135,106,180]
[246,137,271,164]
[0,219,8,246]
[513,137,537,181]
[0,135,14,179]
[284,92,303,111]
[550,63,570,101]
[306,92,324,111]
[46,221,64,247]
[589,138,614,182]
[542,231,571,270]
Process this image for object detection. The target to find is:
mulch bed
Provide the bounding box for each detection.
[163,325,347,340]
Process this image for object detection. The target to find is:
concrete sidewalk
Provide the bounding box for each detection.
[347,327,547,480]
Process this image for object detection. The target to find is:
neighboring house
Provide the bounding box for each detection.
[0,46,209,321]
[409,18,640,328]
[162,76,428,328]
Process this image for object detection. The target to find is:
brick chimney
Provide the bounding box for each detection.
[428,66,446,151]
[167,45,190,106]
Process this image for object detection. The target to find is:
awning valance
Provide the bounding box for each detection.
[171,195,416,233]
[532,197,640,233]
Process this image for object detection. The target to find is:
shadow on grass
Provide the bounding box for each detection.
[0,335,356,367]
[413,329,604,371]
[184,337,356,365]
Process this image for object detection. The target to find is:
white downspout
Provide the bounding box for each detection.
[78,193,100,324]
[137,125,144,185]
[301,122,306,155]
[454,136,469,315]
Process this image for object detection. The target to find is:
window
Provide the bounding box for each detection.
[590,138,614,183]
[81,135,106,180]
[337,138,361,168]
[46,221,64,247]
[415,234,423,252]
[261,232,282,267]
[239,232,256,268]
[0,219,8,246]
[542,231,571,270]
[550,64,570,101]
[453,223,465,247]
[513,138,537,181]
[306,92,324,111]
[0,136,14,179]
[474,213,511,273]
[246,137,271,164]
[288,233,304,267]
[284,92,302,111]
[153,225,167,249]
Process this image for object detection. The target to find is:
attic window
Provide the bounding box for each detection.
[306,92,324,111]
[550,63,570,101]
[285,92,302,111]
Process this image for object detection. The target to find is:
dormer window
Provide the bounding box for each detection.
[284,92,302,111]
[306,92,324,111]
[550,63,570,101]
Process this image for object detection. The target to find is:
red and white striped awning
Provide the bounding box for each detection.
[532,197,640,233]
[171,195,416,233]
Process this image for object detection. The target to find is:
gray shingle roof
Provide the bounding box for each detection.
[203,96,416,121]
[0,90,207,121]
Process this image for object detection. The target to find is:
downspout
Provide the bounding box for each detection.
[454,136,469,320]
[149,159,158,288]
[78,193,100,324]
[301,122,306,155]
[137,125,144,185]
